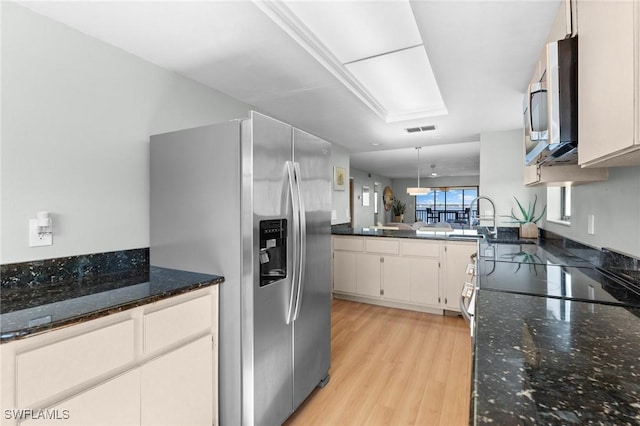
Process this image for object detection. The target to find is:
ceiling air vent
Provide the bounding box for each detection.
[405,124,437,133]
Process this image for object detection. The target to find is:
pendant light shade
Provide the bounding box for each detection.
[406,147,430,195]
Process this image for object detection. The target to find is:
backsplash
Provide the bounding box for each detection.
[540,229,640,286]
[0,248,149,289]
[1,248,149,314]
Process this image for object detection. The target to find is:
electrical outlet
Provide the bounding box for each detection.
[29,219,52,247]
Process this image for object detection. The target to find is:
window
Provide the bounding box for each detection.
[560,186,571,221]
[415,186,478,223]
[547,185,571,224]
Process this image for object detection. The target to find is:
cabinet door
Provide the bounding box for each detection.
[21,370,140,426]
[357,253,382,298]
[578,0,639,166]
[443,243,477,311]
[382,256,411,302]
[141,336,213,426]
[409,257,440,307]
[382,256,439,306]
[333,251,357,293]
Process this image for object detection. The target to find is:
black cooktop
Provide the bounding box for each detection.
[479,243,593,267]
[478,259,640,307]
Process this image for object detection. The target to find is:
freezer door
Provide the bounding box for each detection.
[292,128,332,409]
[245,112,296,426]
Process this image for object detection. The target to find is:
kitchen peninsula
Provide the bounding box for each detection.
[331,226,479,314]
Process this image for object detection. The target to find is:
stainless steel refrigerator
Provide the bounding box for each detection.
[150,111,332,425]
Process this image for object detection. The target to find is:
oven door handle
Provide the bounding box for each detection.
[460,281,475,325]
[460,294,471,324]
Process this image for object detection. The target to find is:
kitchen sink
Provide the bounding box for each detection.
[447,234,485,241]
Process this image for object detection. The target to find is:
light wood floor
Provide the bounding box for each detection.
[285,299,472,426]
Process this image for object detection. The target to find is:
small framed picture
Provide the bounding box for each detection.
[334,166,346,191]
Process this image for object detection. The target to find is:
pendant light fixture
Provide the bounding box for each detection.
[406,147,430,195]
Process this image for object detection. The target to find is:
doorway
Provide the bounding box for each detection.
[349,178,354,228]
[373,182,380,226]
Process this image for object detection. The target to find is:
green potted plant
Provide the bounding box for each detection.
[392,196,407,223]
[502,195,547,238]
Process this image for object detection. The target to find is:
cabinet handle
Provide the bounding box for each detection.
[438,297,441,303]
[444,297,448,304]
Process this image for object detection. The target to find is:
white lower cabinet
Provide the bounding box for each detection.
[333,251,357,294]
[382,256,411,301]
[141,336,213,426]
[21,370,141,426]
[0,286,218,426]
[357,253,383,297]
[332,236,475,313]
[383,256,439,306]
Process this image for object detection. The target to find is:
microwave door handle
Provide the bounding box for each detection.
[285,161,299,325]
[292,162,306,321]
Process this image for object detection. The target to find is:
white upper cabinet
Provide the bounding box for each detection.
[577,0,640,167]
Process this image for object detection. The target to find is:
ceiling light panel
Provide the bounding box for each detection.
[283,1,422,64]
[256,0,448,123]
[346,46,447,122]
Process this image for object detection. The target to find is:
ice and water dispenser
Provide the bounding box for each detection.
[259,219,287,287]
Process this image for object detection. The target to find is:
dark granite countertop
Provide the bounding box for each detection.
[0,266,223,342]
[332,225,538,245]
[472,230,640,424]
[331,226,487,242]
[472,290,640,424]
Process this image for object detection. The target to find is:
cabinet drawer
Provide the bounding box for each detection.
[16,320,135,407]
[402,241,440,257]
[333,237,363,252]
[144,294,212,354]
[365,239,399,255]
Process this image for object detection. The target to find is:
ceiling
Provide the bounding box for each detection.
[17,0,561,179]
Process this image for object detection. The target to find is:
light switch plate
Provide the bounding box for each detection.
[29,219,52,247]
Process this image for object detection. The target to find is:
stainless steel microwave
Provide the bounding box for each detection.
[524,36,578,166]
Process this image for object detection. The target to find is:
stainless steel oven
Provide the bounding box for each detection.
[460,252,477,337]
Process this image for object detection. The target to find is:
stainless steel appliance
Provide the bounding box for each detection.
[524,36,578,166]
[150,111,332,425]
[460,252,478,337]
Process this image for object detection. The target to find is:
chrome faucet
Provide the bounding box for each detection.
[469,196,498,238]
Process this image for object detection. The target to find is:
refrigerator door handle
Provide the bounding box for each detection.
[285,161,300,325]
[293,162,307,321]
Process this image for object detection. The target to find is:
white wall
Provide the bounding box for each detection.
[330,143,350,225]
[1,3,251,263]
[479,130,545,227]
[481,129,640,258]
[544,166,640,257]
[392,176,480,223]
